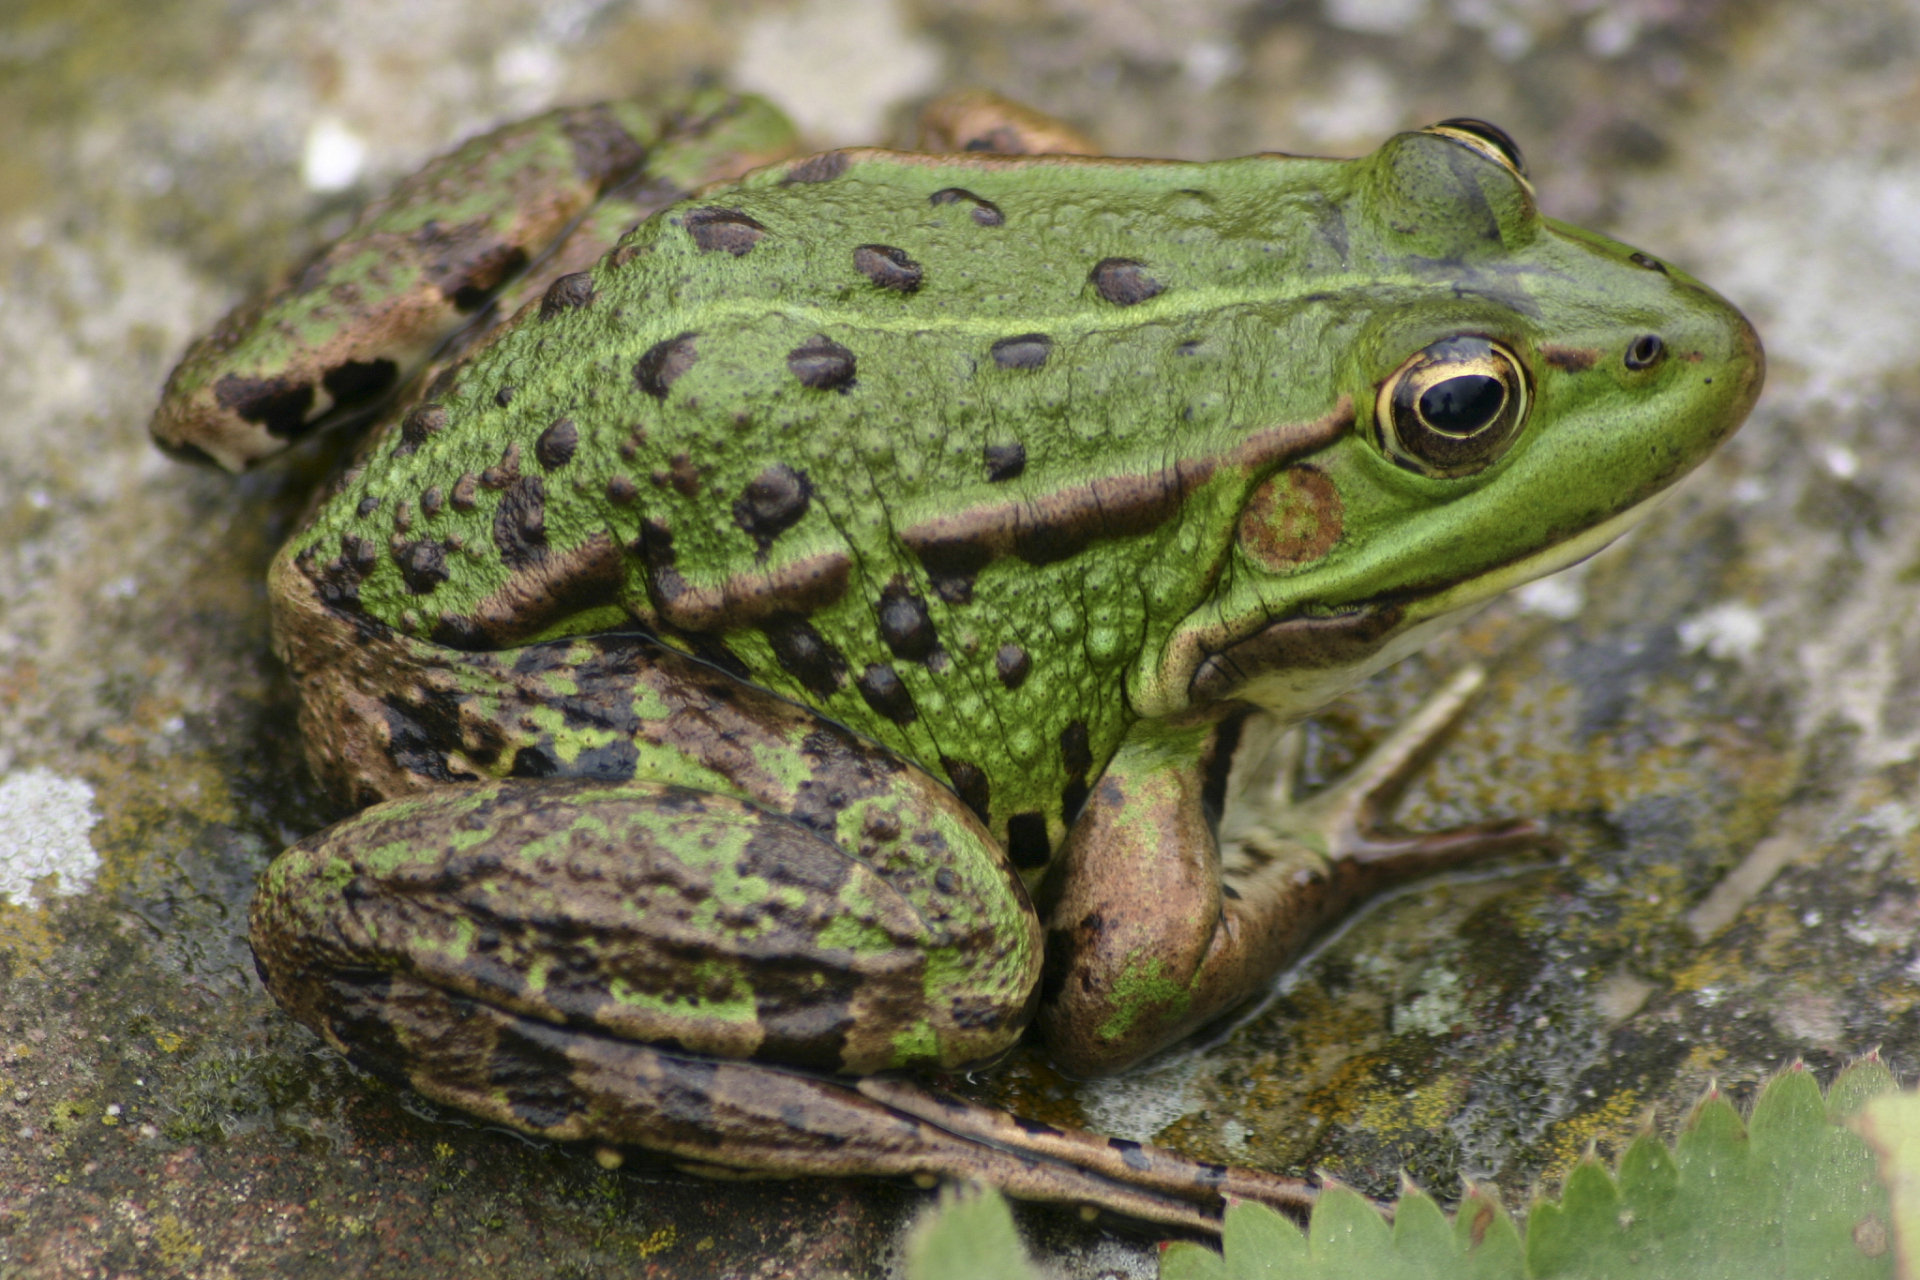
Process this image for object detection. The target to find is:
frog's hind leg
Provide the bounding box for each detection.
[252,775,1042,1080]
[250,773,1309,1232]
[292,965,1309,1234]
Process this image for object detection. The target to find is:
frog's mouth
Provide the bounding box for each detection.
[1186,487,1670,713]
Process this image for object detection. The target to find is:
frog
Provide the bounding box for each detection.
[151,88,1763,1232]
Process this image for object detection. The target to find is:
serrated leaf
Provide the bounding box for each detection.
[1453,1184,1525,1279]
[1831,1054,1899,1120]
[1224,1196,1309,1278]
[1390,1189,1455,1267]
[1310,1181,1395,1263]
[1615,1128,1679,1207]
[1160,1240,1229,1280]
[903,1183,1044,1280]
[1844,1088,1918,1277]
[1173,1062,1899,1280]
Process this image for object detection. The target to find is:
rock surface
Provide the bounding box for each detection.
[3,0,1918,1275]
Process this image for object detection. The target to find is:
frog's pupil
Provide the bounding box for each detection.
[1418,374,1504,435]
[1626,334,1665,369]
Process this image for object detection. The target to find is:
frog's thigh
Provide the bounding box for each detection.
[251,777,1040,1078]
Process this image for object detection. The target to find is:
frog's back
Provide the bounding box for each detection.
[284,149,1372,847]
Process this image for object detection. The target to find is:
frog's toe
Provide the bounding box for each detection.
[1226,665,1549,891]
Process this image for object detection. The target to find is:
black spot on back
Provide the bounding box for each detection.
[787,336,857,391]
[493,475,548,568]
[396,402,447,455]
[1089,257,1163,306]
[995,644,1030,689]
[732,464,813,551]
[684,206,767,255]
[853,244,923,292]
[635,333,699,400]
[929,188,1004,227]
[538,271,596,317]
[394,539,450,594]
[991,334,1052,370]
[857,664,917,724]
[984,442,1026,482]
[783,152,850,184]
[764,614,847,698]
[536,418,579,470]
[877,579,937,661]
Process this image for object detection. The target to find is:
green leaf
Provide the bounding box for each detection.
[1171,1061,1899,1280]
[1160,1239,1230,1280]
[903,1183,1044,1280]
[1224,1196,1309,1279]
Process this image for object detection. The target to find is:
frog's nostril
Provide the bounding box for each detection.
[1625,334,1665,371]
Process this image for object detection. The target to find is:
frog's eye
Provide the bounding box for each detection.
[1375,336,1531,478]
[1625,334,1666,370]
[1422,118,1530,182]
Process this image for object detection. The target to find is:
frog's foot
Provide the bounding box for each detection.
[315,968,1310,1234]
[1225,664,1546,899]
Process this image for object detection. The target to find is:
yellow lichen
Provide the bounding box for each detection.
[1535,1089,1646,1185]
[637,1224,678,1257]
[154,1213,205,1269]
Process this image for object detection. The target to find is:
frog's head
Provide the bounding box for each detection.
[1145,121,1764,720]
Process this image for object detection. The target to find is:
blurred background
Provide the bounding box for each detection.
[3,1,1918,1275]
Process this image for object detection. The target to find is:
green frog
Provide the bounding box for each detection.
[152,89,1762,1232]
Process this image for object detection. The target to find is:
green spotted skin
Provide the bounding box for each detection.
[205,98,1765,1226]
[281,131,1760,870]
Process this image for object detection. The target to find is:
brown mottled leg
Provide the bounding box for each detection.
[319,970,1309,1233]
[1038,667,1543,1077]
[916,91,1102,156]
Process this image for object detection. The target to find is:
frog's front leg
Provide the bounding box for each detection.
[1038,671,1543,1077]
